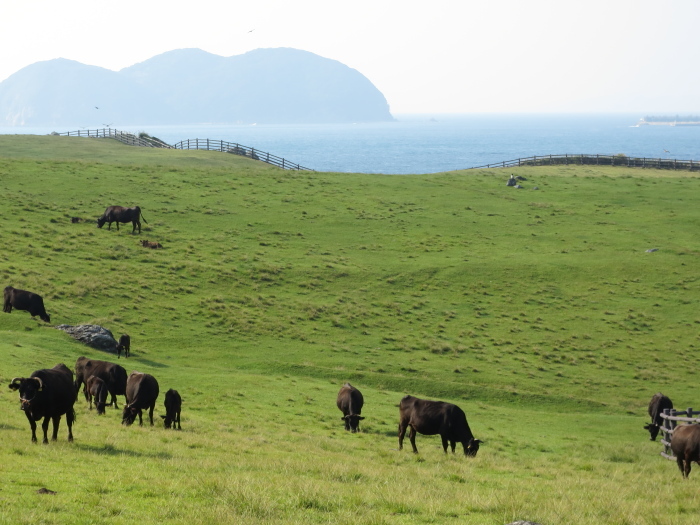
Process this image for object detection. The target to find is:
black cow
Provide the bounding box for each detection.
[645,393,674,441]
[337,383,365,432]
[398,395,482,456]
[671,424,700,478]
[8,364,76,443]
[3,286,50,323]
[122,372,159,426]
[86,375,108,415]
[160,389,182,429]
[97,206,147,234]
[74,357,128,409]
[116,334,131,359]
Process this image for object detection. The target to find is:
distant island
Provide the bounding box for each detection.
[635,115,700,126]
[0,48,394,126]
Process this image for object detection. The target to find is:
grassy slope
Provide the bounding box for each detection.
[1,135,699,524]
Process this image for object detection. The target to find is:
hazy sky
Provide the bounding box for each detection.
[2,0,698,114]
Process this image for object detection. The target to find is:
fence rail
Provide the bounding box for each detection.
[57,128,313,171]
[659,408,700,460]
[469,153,700,171]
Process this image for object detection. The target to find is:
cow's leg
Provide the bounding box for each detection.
[83,385,89,402]
[408,426,419,453]
[26,413,38,443]
[344,416,350,431]
[138,409,143,426]
[65,412,74,442]
[398,422,407,450]
[50,415,61,441]
[41,417,51,444]
[176,411,181,430]
[450,440,457,453]
[685,456,692,478]
[88,392,93,410]
[110,392,119,409]
[441,435,449,453]
[677,456,685,476]
[148,404,155,426]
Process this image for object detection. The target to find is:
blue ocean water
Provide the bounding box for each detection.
[3,114,699,174]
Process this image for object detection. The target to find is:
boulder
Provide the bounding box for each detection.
[55,324,118,352]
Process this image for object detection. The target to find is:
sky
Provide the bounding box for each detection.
[2,0,698,115]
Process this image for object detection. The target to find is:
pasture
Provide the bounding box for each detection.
[1,134,699,524]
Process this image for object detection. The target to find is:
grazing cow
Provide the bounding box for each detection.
[86,375,108,415]
[122,372,159,426]
[671,424,700,478]
[96,206,147,234]
[336,383,365,432]
[644,393,674,441]
[141,240,163,249]
[8,364,76,443]
[3,286,50,323]
[116,334,131,359]
[160,389,182,429]
[74,357,127,409]
[398,395,482,456]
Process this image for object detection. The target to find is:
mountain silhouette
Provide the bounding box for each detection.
[0,48,394,126]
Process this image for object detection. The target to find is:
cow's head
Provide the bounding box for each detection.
[465,438,483,457]
[160,414,174,429]
[96,217,106,229]
[40,312,50,323]
[121,404,138,426]
[8,377,43,411]
[342,414,365,432]
[644,423,661,441]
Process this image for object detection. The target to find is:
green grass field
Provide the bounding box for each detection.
[1,135,699,524]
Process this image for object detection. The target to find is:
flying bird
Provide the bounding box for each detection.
[663,149,670,154]
[95,106,99,109]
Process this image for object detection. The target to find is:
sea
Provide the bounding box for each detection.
[3,113,700,174]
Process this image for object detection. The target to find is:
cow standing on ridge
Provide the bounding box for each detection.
[3,286,50,323]
[8,364,76,443]
[97,206,147,234]
[116,334,131,359]
[398,395,482,456]
[336,383,365,432]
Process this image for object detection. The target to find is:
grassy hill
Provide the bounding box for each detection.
[1,134,699,524]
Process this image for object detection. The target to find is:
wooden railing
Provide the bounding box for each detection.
[171,138,313,171]
[57,128,313,171]
[659,408,700,460]
[469,153,700,171]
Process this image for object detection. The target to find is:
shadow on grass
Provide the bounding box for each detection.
[76,443,173,459]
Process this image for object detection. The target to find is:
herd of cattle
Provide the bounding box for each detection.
[4,207,700,473]
[8,357,183,443]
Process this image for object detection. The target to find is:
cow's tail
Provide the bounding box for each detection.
[140,210,148,224]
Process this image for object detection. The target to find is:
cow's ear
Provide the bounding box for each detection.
[160,415,166,419]
[341,416,347,420]
[643,424,651,430]
[358,416,365,420]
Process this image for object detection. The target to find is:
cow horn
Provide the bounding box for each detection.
[9,377,22,390]
[34,377,43,391]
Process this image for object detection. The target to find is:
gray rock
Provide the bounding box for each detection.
[55,324,118,352]
[646,248,659,253]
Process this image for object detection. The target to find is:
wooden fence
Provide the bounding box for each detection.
[171,138,313,171]
[57,128,313,171]
[469,153,700,172]
[659,408,700,460]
